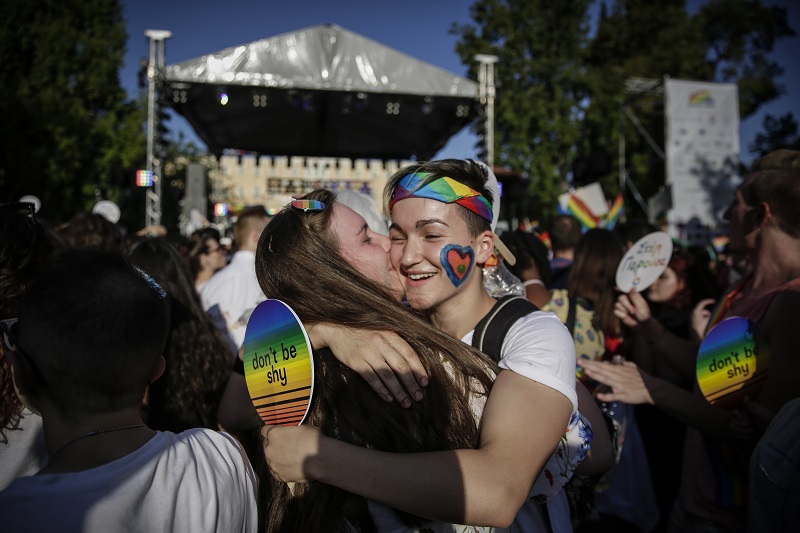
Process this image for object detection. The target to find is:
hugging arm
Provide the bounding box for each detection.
[263,369,572,527]
[307,323,428,407]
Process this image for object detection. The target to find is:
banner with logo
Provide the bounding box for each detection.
[665,79,740,242]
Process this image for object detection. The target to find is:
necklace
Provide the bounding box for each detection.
[48,424,147,462]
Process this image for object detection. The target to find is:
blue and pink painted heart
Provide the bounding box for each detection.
[441,244,475,287]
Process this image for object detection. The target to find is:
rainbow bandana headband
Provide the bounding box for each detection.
[390,173,493,223]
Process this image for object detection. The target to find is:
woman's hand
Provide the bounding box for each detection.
[613,290,652,328]
[691,298,716,340]
[262,424,325,483]
[581,359,654,405]
[306,323,428,408]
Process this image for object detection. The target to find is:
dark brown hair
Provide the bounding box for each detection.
[0,210,53,440]
[256,189,496,531]
[383,159,493,238]
[550,215,582,252]
[567,228,625,337]
[743,149,800,238]
[128,238,232,431]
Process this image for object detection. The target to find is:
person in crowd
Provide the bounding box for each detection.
[128,238,232,432]
[0,202,51,490]
[500,228,552,290]
[0,251,257,532]
[185,227,228,295]
[515,228,657,530]
[525,228,624,366]
[255,189,497,531]
[54,211,126,254]
[261,161,607,532]
[549,214,582,289]
[202,206,270,354]
[614,219,658,251]
[625,248,707,533]
[582,148,800,532]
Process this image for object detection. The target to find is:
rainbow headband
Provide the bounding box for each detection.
[389,173,493,222]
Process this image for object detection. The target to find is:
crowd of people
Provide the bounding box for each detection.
[0,148,798,532]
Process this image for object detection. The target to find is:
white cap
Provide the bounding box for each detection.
[480,162,516,266]
[92,200,121,223]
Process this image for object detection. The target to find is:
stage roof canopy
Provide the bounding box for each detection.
[165,24,480,160]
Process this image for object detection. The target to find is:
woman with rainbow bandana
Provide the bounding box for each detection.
[263,159,605,531]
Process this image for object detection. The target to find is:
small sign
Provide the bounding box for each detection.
[615,231,673,293]
[696,317,769,409]
[243,300,314,426]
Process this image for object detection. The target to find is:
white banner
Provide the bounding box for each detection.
[665,79,740,242]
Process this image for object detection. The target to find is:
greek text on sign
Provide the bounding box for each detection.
[615,231,673,293]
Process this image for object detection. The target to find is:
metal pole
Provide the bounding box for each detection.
[144,29,172,228]
[475,54,499,169]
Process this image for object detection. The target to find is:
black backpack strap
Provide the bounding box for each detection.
[471,296,539,361]
[566,297,577,336]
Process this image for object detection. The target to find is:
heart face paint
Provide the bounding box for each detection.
[441,244,475,287]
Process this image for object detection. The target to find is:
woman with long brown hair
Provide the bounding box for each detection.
[256,189,496,531]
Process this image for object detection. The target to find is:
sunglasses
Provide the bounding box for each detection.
[291,195,326,212]
[0,202,36,223]
[1,318,47,384]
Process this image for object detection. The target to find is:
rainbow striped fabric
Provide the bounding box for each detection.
[291,195,327,212]
[567,194,599,229]
[390,173,493,223]
[603,193,625,229]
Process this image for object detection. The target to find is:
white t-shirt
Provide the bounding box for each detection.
[0,429,258,533]
[462,309,581,533]
[0,409,47,491]
[201,250,266,351]
[462,310,578,413]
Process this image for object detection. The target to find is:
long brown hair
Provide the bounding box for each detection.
[1,209,53,440]
[567,228,625,337]
[256,189,496,532]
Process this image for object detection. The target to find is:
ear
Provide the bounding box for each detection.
[474,230,495,265]
[149,355,166,384]
[7,351,36,394]
[6,351,43,415]
[755,202,770,227]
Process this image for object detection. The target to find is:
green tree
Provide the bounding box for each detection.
[584,0,794,216]
[452,0,594,220]
[0,0,144,224]
[748,112,800,158]
[453,0,795,222]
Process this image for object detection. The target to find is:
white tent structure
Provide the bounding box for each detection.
[165,24,480,159]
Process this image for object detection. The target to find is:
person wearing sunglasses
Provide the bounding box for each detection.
[186,227,229,296]
[0,251,258,532]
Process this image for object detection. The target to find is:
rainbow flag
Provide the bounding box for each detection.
[537,231,552,250]
[603,193,625,230]
[567,194,599,229]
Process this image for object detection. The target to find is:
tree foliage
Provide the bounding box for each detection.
[0,0,144,224]
[452,0,594,220]
[452,0,795,221]
[749,112,800,158]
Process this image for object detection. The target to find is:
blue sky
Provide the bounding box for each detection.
[120,0,799,166]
